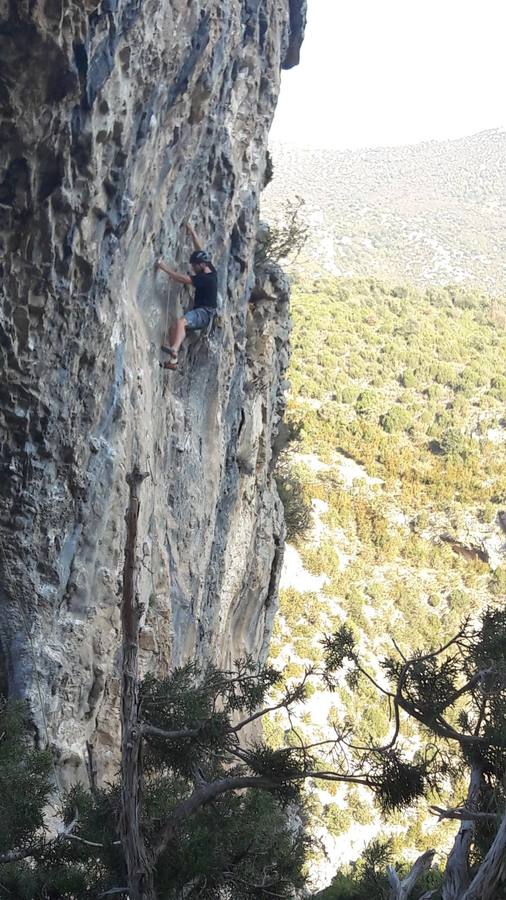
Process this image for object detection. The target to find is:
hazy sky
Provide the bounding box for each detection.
[270,0,506,149]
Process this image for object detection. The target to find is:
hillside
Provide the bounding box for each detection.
[262,130,506,293]
[267,277,506,893]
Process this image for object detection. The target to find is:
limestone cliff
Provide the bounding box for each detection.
[0,0,305,786]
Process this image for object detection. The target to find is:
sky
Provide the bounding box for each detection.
[270,0,506,149]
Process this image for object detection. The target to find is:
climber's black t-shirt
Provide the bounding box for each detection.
[191,264,218,309]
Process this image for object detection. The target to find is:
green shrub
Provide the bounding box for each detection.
[324,804,353,837]
[342,386,360,404]
[355,390,378,417]
[380,405,412,433]
[346,788,374,826]
[400,369,417,388]
[275,457,312,541]
[491,567,506,596]
[490,375,506,401]
[439,427,468,458]
[434,362,457,386]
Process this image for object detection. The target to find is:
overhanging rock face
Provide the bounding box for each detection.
[0,0,304,784]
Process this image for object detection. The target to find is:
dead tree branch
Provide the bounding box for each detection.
[387,849,435,900]
[431,807,497,823]
[118,466,154,900]
[460,811,506,900]
[440,764,483,900]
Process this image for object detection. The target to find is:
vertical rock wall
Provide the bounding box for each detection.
[0,0,305,783]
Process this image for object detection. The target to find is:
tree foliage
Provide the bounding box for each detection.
[0,700,52,857]
[257,195,309,265]
[0,662,308,899]
[2,605,506,898]
[275,453,312,541]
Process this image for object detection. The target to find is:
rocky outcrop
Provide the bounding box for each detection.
[285,0,307,68]
[0,0,304,785]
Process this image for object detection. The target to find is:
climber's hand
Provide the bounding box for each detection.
[186,223,202,251]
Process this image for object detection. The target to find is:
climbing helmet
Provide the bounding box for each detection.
[190,250,211,265]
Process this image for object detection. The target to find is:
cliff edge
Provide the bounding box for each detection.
[0,0,305,785]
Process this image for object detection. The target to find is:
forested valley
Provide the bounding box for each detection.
[269,277,506,898]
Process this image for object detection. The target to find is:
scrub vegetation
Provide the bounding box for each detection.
[269,276,506,896]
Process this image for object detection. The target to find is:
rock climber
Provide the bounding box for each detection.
[157,223,218,370]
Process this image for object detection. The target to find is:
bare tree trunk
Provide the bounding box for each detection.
[118,467,155,900]
[387,849,435,900]
[460,811,506,900]
[442,764,483,900]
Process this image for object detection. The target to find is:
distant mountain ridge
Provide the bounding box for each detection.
[262,129,506,293]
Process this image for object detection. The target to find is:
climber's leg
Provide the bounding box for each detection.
[170,317,187,354]
[162,317,186,354]
[161,307,212,370]
[162,318,186,369]
[169,319,186,353]
[161,318,188,369]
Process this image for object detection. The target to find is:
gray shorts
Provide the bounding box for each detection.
[184,307,215,331]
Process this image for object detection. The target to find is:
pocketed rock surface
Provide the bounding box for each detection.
[0,0,305,785]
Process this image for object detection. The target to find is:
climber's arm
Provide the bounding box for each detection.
[186,223,203,251]
[157,260,192,285]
